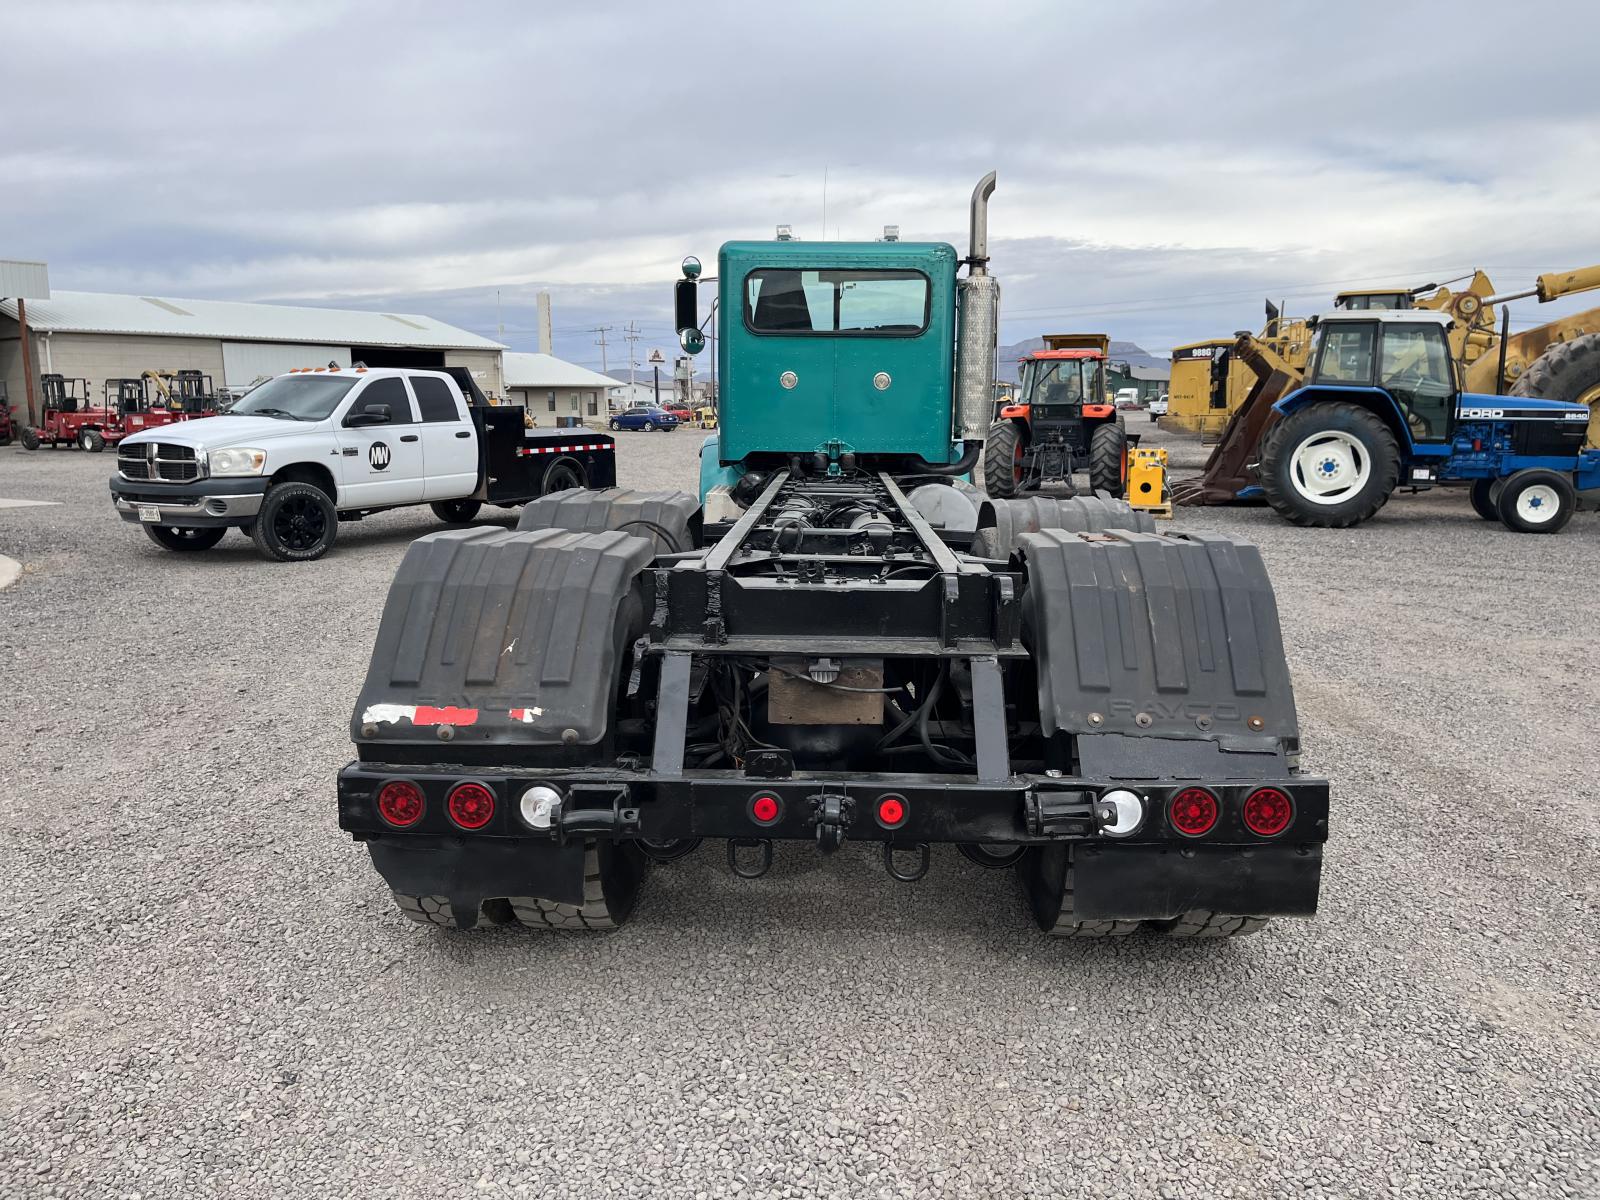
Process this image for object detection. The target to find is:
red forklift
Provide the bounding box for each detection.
[0,382,14,446]
[19,374,127,452]
[983,333,1131,497]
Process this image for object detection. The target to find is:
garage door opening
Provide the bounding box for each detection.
[352,347,446,369]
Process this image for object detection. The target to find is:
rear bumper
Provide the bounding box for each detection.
[338,763,1328,919]
[109,476,267,527]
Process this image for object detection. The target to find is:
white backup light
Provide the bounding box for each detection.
[1098,789,1145,837]
[519,785,563,830]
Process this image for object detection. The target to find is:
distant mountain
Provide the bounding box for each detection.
[998,336,1166,380]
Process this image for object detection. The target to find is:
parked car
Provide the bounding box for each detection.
[663,402,694,424]
[1148,393,1169,422]
[609,405,680,432]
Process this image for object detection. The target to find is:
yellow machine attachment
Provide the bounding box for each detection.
[1126,446,1172,518]
[140,369,181,411]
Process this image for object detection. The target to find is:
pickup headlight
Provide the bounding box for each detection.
[207,447,268,476]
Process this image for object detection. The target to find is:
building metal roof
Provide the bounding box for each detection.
[503,352,621,391]
[0,290,504,351]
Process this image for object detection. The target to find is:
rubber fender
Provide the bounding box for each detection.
[1019,528,1299,752]
[518,487,700,553]
[971,494,1154,559]
[352,526,654,750]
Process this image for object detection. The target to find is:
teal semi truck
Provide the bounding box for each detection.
[338,174,1327,940]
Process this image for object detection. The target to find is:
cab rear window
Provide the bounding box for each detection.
[745,269,929,336]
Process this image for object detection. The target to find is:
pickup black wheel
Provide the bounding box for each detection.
[541,457,586,495]
[982,420,1024,499]
[507,844,646,931]
[1021,845,1141,938]
[430,499,482,524]
[1496,468,1575,534]
[1469,479,1500,521]
[1155,911,1270,938]
[79,429,106,453]
[143,524,226,552]
[20,427,40,451]
[1088,422,1128,497]
[252,481,337,562]
[1259,401,1399,528]
[643,419,656,431]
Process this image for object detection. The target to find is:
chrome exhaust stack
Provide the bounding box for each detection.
[954,171,999,444]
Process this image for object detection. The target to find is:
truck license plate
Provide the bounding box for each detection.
[139,505,161,523]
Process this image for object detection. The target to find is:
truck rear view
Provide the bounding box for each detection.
[338,173,1328,939]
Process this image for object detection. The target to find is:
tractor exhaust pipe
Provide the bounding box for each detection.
[954,170,1000,446]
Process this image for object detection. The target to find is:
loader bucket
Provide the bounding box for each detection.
[1172,335,1302,506]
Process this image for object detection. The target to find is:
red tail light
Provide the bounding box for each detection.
[447,782,495,829]
[876,794,907,828]
[1168,788,1218,836]
[749,793,781,825]
[377,780,424,828]
[1242,787,1294,837]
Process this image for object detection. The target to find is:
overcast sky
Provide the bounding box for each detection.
[6,1,1598,369]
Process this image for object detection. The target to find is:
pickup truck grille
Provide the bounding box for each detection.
[119,443,199,482]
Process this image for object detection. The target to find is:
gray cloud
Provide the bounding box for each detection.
[6,0,1598,368]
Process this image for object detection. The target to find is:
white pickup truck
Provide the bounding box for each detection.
[109,366,616,561]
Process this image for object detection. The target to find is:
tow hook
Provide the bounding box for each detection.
[883,842,930,883]
[727,838,773,879]
[810,791,855,854]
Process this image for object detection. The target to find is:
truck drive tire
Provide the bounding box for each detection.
[430,499,482,524]
[20,427,40,451]
[1469,479,1499,521]
[982,420,1024,498]
[143,524,227,552]
[252,480,338,562]
[1157,911,1270,938]
[1088,422,1128,497]
[1259,401,1400,528]
[1496,468,1576,534]
[1022,846,1141,938]
[507,844,645,930]
[80,429,106,453]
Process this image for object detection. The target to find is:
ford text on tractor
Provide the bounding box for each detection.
[338,174,1326,939]
[983,334,1130,498]
[1257,310,1599,532]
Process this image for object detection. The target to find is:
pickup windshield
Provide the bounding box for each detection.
[231,375,359,421]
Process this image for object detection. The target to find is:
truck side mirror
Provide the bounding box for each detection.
[675,279,699,337]
[346,404,390,427]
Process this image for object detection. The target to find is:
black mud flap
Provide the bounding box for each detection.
[1070,843,1322,920]
[1020,529,1299,772]
[517,487,700,555]
[368,839,590,920]
[351,527,653,751]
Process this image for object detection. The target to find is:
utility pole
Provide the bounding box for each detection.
[589,325,614,374]
[623,322,641,388]
[17,298,36,426]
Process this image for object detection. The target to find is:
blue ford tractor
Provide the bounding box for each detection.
[1257,309,1599,532]
[337,174,1327,940]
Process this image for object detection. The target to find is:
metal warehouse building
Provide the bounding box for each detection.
[0,290,506,420]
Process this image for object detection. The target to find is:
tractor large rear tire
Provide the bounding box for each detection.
[1511,331,1600,447]
[1259,402,1399,528]
[1087,422,1128,497]
[982,420,1025,499]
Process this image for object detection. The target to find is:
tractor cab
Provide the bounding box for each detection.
[1333,289,1414,311]
[1306,311,1458,443]
[983,334,1128,498]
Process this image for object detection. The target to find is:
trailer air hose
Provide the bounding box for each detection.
[903,439,982,477]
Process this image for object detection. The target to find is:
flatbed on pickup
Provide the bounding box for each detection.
[110,366,615,561]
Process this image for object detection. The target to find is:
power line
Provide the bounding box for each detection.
[588,325,614,374]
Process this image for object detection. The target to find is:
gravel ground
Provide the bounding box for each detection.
[1,425,1596,1199]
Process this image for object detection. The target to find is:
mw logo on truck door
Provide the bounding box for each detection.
[369,441,391,470]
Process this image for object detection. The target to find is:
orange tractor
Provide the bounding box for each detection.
[983,333,1129,497]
